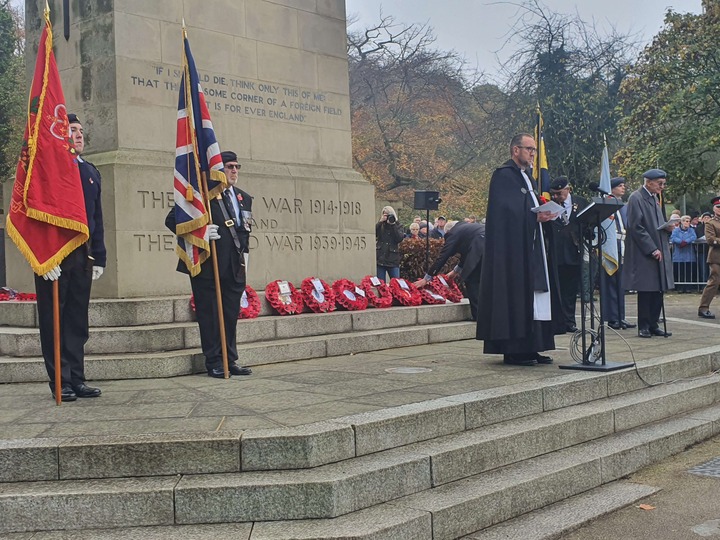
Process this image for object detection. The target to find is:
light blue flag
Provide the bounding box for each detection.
[600,141,619,275]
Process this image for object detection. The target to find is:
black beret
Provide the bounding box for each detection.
[67,113,80,124]
[610,177,626,188]
[437,216,447,221]
[701,212,712,218]
[549,177,569,190]
[711,196,720,207]
[643,168,667,180]
[220,151,238,163]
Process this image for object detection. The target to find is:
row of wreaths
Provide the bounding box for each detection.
[190,275,464,319]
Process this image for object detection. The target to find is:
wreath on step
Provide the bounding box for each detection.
[301,277,336,313]
[429,274,463,303]
[239,286,261,319]
[420,288,447,305]
[332,279,368,311]
[360,275,393,308]
[389,277,422,306]
[265,280,304,315]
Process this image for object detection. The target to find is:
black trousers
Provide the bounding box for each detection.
[464,264,482,321]
[191,276,244,370]
[557,263,581,327]
[34,248,93,389]
[637,291,663,331]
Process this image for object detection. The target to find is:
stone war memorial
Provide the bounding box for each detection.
[3,0,374,298]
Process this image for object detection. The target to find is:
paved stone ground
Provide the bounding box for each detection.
[0,292,718,441]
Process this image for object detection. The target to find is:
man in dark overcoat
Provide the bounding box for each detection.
[476,133,558,366]
[624,168,674,337]
[414,220,486,320]
[545,176,588,332]
[166,151,254,377]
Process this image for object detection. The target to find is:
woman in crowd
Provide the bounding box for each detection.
[670,215,697,293]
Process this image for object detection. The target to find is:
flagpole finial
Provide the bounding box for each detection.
[44,0,50,18]
[182,18,188,37]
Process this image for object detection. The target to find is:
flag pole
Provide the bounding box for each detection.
[53,280,62,405]
[200,171,230,379]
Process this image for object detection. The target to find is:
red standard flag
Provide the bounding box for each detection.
[5,9,88,275]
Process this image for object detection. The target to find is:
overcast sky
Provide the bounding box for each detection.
[346,0,703,78]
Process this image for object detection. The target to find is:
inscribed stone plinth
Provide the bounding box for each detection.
[4,0,373,298]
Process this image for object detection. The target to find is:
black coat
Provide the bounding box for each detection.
[78,157,106,267]
[376,221,404,267]
[545,194,588,266]
[165,186,252,283]
[428,221,485,280]
[476,160,551,342]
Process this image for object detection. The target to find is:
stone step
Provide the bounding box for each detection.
[0,295,469,328]
[0,321,477,382]
[390,409,719,540]
[2,403,716,535]
[461,481,659,540]
[0,303,471,357]
[2,361,716,492]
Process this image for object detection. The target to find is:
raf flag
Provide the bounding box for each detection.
[533,104,550,198]
[172,27,228,276]
[599,138,619,275]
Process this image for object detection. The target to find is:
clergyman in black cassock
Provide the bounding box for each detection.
[476,134,558,366]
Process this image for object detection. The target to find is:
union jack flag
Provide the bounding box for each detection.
[172,29,227,276]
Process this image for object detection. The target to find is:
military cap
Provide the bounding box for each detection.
[549,177,569,190]
[711,196,720,207]
[701,211,712,218]
[610,177,626,188]
[642,168,667,180]
[220,151,238,163]
[67,113,80,124]
[437,216,447,221]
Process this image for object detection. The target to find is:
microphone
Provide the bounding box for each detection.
[588,182,610,196]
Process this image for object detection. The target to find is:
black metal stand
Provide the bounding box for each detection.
[560,197,634,372]
[425,209,431,273]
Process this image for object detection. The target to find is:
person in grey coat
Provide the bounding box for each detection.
[624,169,675,338]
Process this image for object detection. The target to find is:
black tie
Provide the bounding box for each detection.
[223,189,237,222]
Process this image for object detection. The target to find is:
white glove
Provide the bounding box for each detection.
[92,266,104,281]
[41,266,62,281]
[208,224,221,241]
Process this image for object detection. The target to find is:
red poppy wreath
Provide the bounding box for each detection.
[360,275,393,308]
[389,277,422,306]
[429,274,463,303]
[301,277,336,313]
[420,287,447,305]
[332,279,368,311]
[265,280,304,315]
[238,286,261,319]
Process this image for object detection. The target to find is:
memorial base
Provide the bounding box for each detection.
[559,361,635,372]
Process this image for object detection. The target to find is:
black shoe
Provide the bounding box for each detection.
[650,327,672,337]
[621,320,636,329]
[73,383,101,398]
[638,329,652,338]
[503,355,538,366]
[229,364,252,376]
[51,386,77,402]
[566,325,578,333]
[208,367,230,378]
[534,353,554,364]
[607,321,622,330]
[698,310,716,319]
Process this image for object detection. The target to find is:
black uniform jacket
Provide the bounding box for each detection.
[78,157,106,267]
[428,221,485,280]
[165,186,252,283]
[545,195,588,266]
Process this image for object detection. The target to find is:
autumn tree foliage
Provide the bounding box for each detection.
[617,2,720,195]
[499,1,636,192]
[0,0,25,183]
[348,16,497,218]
